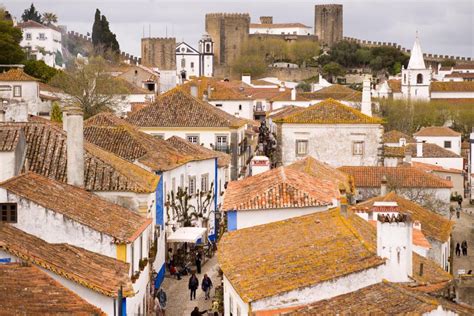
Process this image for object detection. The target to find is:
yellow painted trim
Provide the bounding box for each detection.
[116,244,127,262]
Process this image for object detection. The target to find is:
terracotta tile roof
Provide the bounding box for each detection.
[273,98,383,124]
[126,87,247,128]
[166,136,231,168]
[222,166,338,211]
[412,161,463,174]
[0,172,151,242]
[414,126,461,137]
[269,89,310,102]
[411,252,453,287]
[245,87,289,100]
[266,105,303,120]
[406,143,461,158]
[0,120,159,193]
[338,166,453,189]
[383,130,415,143]
[413,228,431,248]
[182,77,250,101]
[281,282,471,315]
[431,81,474,92]
[0,224,134,298]
[115,77,153,94]
[0,68,38,82]
[445,72,474,79]
[250,23,311,28]
[0,126,22,152]
[440,64,474,71]
[353,192,454,242]
[39,82,64,94]
[0,263,105,315]
[286,156,355,195]
[17,20,61,32]
[301,84,362,102]
[39,93,60,101]
[84,112,190,171]
[218,209,385,302]
[387,79,401,93]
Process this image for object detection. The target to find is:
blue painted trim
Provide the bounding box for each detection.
[155,263,166,289]
[156,172,164,228]
[121,298,126,316]
[227,211,237,231]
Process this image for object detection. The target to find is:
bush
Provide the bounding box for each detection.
[23,60,59,83]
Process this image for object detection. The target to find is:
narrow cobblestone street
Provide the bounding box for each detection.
[161,256,221,316]
[452,207,474,275]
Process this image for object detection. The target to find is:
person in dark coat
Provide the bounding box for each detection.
[456,243,461,256]
[462,240,468,256]
[191,307,207,316]
[195,251,202,274]
[188,273,199,300]
[202,274,213,300]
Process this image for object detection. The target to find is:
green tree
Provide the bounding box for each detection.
[42,12,58,25]
[232,54,267,77]
[322,62,345,83]
[441,59,456,67]
[91,9,120,56]
[355,48,372,66]
[0,10,25,65]
[49,56,128,118]
[296,82,311,92]
[50,101,62,123]
[289,40,319,67]
[21,3,42,23]
[23,60,59,83]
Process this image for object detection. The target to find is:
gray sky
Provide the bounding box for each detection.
[4,0,473,58]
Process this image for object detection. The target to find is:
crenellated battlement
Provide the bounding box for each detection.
[206,13,250,19]
[141,37,176,42]
[377,213,411,223]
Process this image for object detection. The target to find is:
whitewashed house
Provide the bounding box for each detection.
[176,34,214,82]
[273,98,383,167]
[250,16,312,35]
[414,126,462,156]
[18,20,64,69]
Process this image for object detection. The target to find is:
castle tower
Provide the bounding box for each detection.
[199,33,214,77]
[141,37,176,70]
[401,33,431,101]
[205,13,250,66]
[314,4,343,47]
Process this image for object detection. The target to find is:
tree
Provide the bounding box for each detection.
[23,60,59,82]
[0,11,25,65]
[42,12,58,25]
[289,40,319,67]
[49,56,128,118]
[441,59,456,68]
[91,9,120,56]
[296,81,311,92]
[21,3,42,23]
[322,62,345,83]
[50,101,62,123]
[231,54,267,77]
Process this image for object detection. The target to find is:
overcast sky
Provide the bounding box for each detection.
[3,0,473,58]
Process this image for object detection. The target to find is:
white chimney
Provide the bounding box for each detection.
[250,155,270,176]
[242,74,251,85]
[416,141,423,157]
[190,84,198,98]
[413,220,421,230]
[377,213,413,282]
[361,79,372,117]
[380,175,388,196]
[291,88,296,101]
[404,148,412,165]
[66,106,84,188]
[62,109,68,131]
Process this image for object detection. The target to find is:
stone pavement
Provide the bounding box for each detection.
[452,207,473,276]
[161,255,220,316]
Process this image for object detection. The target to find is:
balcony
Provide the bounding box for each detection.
[214,144,230,153]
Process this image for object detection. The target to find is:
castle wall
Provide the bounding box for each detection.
[314,4,343,47]
[141,38,176,70]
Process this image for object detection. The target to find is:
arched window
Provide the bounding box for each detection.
[403,74,406,84]
[181,58,186,68]
[206,43,211,52]
[416,73,423,84]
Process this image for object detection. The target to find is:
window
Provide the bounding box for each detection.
[181,58,186,68]
[444,141,451,148]
[187,135,199,144]
[1,203,17,223]
[353,141,364,155]
[13,86,21,97]
[403,74,406,84]
[238,104,242,111]
[190,62,194,68]
[188,176,196,195]
[39,33,45,40]
[206,43,211,52]
[215,104,223,107]
[216,135,228,152]
[416,73,423,84]
[25,33,32,40]
[201,174,209,192]
[295,140,308,156]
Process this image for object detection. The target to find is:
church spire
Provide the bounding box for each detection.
[407,32,426,69]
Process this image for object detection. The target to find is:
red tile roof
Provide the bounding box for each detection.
[431,81,474,92]
[0,224,134,298]
[301,84,362,102]
[0,68,38,82]
[412,161,463,174]
[222,166,338,211]
[0,263,105,315]
[414,126,461,137]
[406,143,461,158]
[0,126,22,152]
[0,172,151,242]
[383,130,415,143]
[338,166,453,189]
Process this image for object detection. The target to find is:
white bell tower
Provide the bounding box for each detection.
[401,33,431,101]
[199,33,214,77]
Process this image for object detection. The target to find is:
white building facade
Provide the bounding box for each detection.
[176,34,214,82]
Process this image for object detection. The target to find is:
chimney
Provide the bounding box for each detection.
[339,183,348,217]
[260,16,273,24]
[242,74,251,85]
[190,84,198,98]
[291,88,296,101]
[413,220,421,230]
[62,108,68,131]
[380,175,388,196]
[361,79,372,117]
[404,148,412,165]
[279,84,285,92]
[377,213,413,282]
[66,106,84,188]
[416,141,423,157]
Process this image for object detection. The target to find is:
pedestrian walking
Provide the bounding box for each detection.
[195,251,202,274]
[456,243,461,257]
[201,274,213,300]
[191,307,207,316]
[461,240,468,256]
[155,288,167,316]
[189,273,199,300]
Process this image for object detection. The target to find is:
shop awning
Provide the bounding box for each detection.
[167,227,207,243]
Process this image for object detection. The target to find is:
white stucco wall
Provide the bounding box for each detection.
[250,26,312,35]
[20,26,63,68]
[0,81,39,104]
[141,127,233,149]
[414,135,461,156]
[280,123,383,167]
[411,157,463,171]
[0,152,16,182]
[209,100,254,120]
[223,275,249,316]
[431,91,474,99]
[176,53,201,80]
